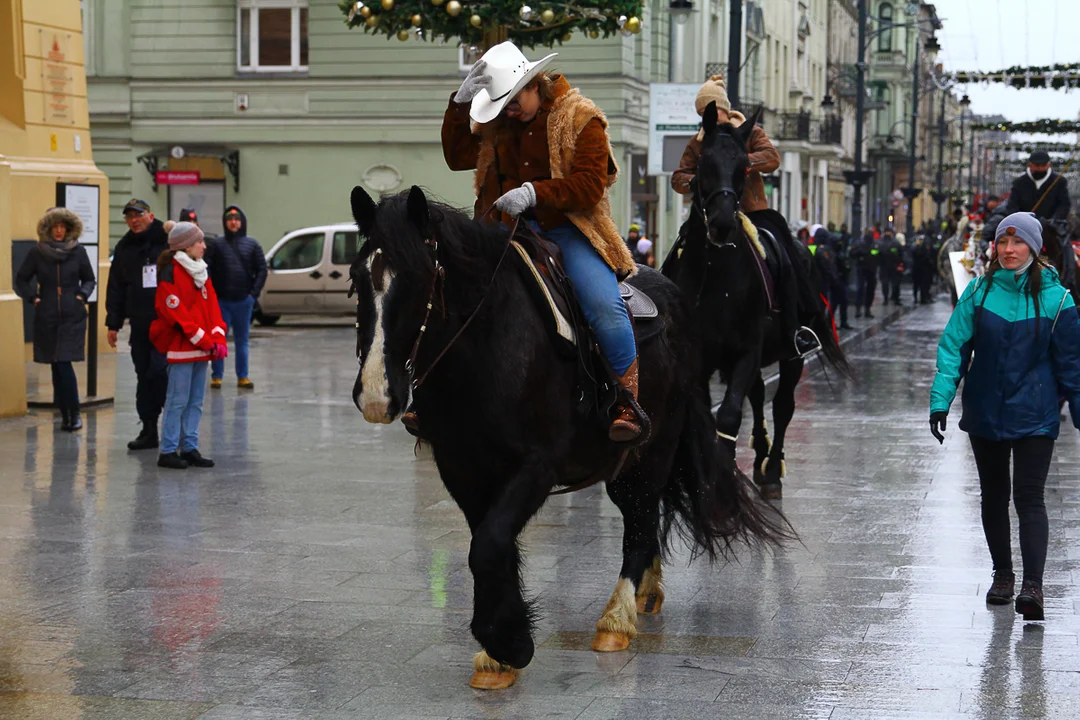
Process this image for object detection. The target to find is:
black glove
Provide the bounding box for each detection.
[929,411,947,444]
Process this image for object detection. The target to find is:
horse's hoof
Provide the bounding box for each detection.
[636,593,664,615]
[591,631,632,652]
[469,669,518,690]
[759,483,782,500]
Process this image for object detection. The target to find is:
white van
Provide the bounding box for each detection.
[255,223,362,324]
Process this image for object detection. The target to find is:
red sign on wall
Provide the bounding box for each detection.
[156,171,200,185]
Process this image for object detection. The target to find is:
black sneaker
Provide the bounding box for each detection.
[59,409,71,431]
[865,310,875,319]
[128,424,159,451]
[985,571,1015,605]
[66,411,82,432]
[180,450,215,468]
[1015,580,1045,621]
[157,452,188,470]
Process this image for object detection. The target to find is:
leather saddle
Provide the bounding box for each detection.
[508,227,664,361]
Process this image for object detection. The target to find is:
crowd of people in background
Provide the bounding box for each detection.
[17,197,267,471]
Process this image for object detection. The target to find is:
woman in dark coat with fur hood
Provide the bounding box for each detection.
[15,207,96,431]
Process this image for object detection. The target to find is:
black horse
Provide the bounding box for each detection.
[348,185,788,689]
[663,103,852,500]
[1040,218,1079,307]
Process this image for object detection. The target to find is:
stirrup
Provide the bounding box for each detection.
[793,326,821,359]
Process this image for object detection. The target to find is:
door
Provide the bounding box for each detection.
[324,229,363,313]
[169,182,225,237]
[261,231,327,314]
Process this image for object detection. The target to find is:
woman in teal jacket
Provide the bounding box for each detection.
[931,212,1080,622]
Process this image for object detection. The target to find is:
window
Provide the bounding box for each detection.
[332,231,362,266]
[238,0,308,72]
[271,232,323,270]
[878,3,893,52]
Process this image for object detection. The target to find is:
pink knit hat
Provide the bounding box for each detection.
[168,221,203,251]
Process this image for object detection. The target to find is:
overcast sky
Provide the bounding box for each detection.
[933,0,1080,137]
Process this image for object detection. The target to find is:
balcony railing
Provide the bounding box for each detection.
[771,112,844,145]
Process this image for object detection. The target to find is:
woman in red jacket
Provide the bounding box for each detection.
[150,222,226,469]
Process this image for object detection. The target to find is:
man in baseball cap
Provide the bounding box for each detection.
[984,149,1071,242]
[106,198,171,450]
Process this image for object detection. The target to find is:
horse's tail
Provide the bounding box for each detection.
[660,386,795,560]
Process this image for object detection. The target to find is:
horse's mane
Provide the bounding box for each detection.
[374,191,508,288]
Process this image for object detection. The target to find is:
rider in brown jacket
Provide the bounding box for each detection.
[671,75,821,356]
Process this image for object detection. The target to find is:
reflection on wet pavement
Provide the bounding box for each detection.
[0,301,1077,719]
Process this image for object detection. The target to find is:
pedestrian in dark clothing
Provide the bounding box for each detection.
[810,228,848,330]
[879,231,905,306]
[833,225,853,329]
[911,235,935,304]
[851,230,879,318]
[931,212,1080,621]
[105,199,170,450]
[207,205,267,390]
[15,208,96,431]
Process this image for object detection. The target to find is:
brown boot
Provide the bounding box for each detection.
[609,359,643,443]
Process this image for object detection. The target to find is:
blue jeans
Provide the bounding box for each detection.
[211,296,255,380]
[161,361,208,454]
[535,222,636,375]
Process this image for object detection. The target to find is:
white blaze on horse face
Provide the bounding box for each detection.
[360,260,395,424]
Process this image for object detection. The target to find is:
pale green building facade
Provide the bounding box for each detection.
[86,0,696,256]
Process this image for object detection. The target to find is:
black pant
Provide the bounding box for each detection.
[856,267,877,311]
[829,282,848,327]
[129,328,168,425]
[969,435,1055,585]
[51,362,79,411]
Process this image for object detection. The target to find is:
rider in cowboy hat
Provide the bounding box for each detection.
[440,42,644,442]
[671,74,821,357]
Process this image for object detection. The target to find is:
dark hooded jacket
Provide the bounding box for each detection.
[105,217,169,333]
[208,205,268,302]
[16,208,96,363]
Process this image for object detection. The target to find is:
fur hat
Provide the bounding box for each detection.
[37,207,84,244]
[696,75,732,116]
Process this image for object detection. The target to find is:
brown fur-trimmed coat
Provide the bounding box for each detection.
[441,74,635,277]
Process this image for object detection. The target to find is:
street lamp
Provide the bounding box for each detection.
[668,0,692,24]
[959,94,974,207]
[902,34,941,239]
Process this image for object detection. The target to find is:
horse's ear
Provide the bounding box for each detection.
[737,104,764,146]
[702,101,718,136]
[351,186,377,235]
[406,185,430,236]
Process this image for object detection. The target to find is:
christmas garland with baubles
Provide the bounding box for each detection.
[984,141,1077,152]
[339,0,646,47]
[970,119,1080,134]
[949,63,1080,90]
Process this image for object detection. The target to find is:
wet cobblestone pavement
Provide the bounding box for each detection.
[1,299,1079,719]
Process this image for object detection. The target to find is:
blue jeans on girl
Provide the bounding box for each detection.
[535,222,636,375]
[211,295,255,380]
[161,361,208,455]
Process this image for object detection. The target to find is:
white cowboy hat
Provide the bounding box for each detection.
[470,41,558,124]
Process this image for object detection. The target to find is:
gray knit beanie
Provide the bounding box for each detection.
[994,212,1043,256]
[168,221,204,251]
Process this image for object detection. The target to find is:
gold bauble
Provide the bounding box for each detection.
[381,0,394,9]
[561,32,571,42]
[540,8,555,24]
[446,0,462,16]
[469,14,483,27]
[365,14,378,26]
[431,0,444,5]
[397,29,410,41]
[589,28,599,39]
[411,13,423,25]
[626,16,641,33]
[360,5,371,17]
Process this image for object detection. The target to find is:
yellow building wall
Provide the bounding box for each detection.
[0,0,110,418]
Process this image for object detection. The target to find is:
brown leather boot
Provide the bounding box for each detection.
[609,359,643,443]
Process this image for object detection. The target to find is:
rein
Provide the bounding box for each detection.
[406,207,516,392]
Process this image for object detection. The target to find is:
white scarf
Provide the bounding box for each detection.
[1014,255,1035,279]
[1027,167,1051,191]
[175,251,209,288]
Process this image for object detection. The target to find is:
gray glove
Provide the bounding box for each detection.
[494,183,537,217]
[454,60,490,104]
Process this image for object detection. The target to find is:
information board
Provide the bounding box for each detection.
[648,83,700,176]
